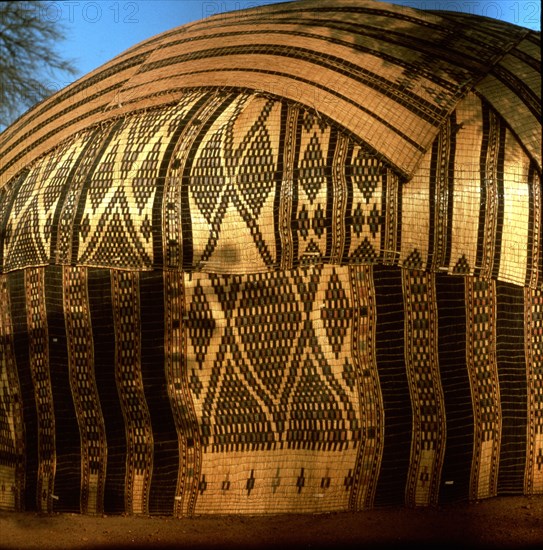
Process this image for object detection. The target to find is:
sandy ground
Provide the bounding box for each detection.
[1,495,542,550]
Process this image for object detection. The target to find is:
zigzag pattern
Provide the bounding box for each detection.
[0,0,541,517]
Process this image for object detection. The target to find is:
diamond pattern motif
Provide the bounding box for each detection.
[184,266,360,452]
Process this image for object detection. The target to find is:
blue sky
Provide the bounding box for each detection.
[51,0,540,85]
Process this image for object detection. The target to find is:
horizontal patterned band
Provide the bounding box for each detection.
[0,90,540,288]
[1,264,541,514]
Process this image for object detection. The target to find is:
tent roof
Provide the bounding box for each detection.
[0,0,540,187]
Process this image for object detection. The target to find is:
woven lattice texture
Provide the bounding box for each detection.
[0,0,541,515]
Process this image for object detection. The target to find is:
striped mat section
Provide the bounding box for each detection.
[0,0,533,185]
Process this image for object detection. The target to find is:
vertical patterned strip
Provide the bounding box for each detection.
[46,266,80,512]
[524,287,543,494]
[348,265,383,510]
[157,92,208,268]
[48,133,99,262]
[181,93,242,271]
[54,123,118,264]
[7,270,37,511]
[0,169,29,271]
[278,104,299,270]
[402,270,446,506]
[496,283,527,495]
[344,144,384,265]
[465,277,501,500]
[490,122,506,281]
[382,169,401,266]
[110,270,153,514]
[427,116,456,271]
[527,164,541,289]
[63,266,107,514]
[323,127,338,262]
[293,114,332,264]
[373,266,411,506]
[447,93,483,277]
[496,131,531,286]
[330,133,349,264]
[536,169,542,289]
[70,121,125,265]
[87,269,125,514]
[436,274,473,503]
[139,271,177,515]
[25,267,55,512]
[164,270,201,517]
[475,106,503,280]
[164,92,226,269]
[0,274,24,510]
[400,146,431,270]
[443,114,457,270]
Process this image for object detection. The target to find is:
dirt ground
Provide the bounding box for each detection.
[1,495,542,550]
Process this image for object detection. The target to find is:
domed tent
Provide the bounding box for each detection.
[0,0,540,516]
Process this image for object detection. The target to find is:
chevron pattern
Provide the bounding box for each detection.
[0,0,540,516]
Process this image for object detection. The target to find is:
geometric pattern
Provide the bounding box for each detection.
[0,0,540,519]
[164,270,201,517]
[0,92,540,291]
[184,265,361,453]
[0,274,24,511]
[63,266,107,514]
[465,277,501,500]
[110,270,153,514]
[188,95,280,271]
[524,287,543,495]
[402,269,446,506]
[25,267,55,512]
[0,265,541,515]
[348,265,382,510]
